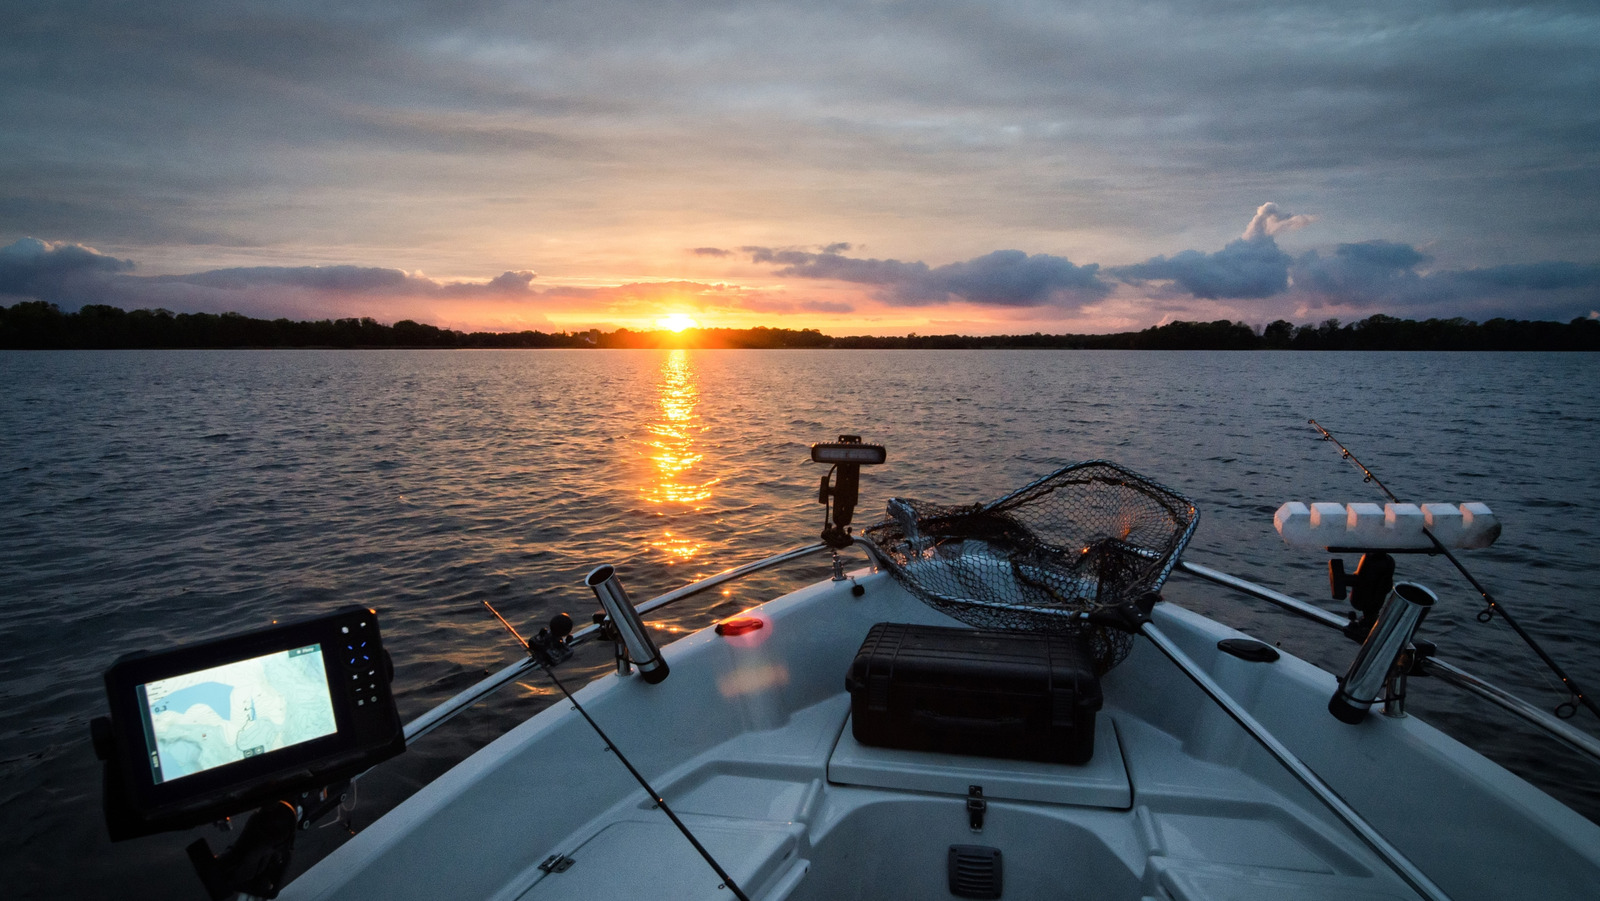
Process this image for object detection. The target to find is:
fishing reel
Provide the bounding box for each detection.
[526,613,574,668]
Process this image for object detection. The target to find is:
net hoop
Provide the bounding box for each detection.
[860,460,1199,673]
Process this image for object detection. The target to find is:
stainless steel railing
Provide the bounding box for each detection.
[1175,559,1600,765]
[402,542,834,744]
[398,548,1597,766]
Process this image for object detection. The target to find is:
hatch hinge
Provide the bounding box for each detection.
[539,853,576,874]
[966,785,986,832]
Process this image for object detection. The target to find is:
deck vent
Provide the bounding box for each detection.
[948,845,1002,899]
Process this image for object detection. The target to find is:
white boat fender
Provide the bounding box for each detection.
[1274,501,1500,549]
[1308,419,1599,724]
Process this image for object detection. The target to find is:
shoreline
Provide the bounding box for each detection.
[4,302,1598,351]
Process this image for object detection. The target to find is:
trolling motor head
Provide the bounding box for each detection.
[813,435,886,549]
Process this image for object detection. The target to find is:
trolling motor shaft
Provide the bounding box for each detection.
[1330,582,1436,724]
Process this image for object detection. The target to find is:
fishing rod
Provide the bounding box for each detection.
[483,601,752,901]
[1308,418,1598,722]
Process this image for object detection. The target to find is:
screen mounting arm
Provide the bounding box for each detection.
[812,436,886,561]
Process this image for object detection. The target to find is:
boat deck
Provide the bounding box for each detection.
[283,570,1600,901]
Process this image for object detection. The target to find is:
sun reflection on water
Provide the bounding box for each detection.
[642,350,719,560]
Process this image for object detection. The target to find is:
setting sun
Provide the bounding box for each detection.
[655,313,700,332]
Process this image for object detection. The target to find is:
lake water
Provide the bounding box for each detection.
[2,348,1598,899]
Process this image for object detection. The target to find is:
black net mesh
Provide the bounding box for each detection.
[860,461,1199,673]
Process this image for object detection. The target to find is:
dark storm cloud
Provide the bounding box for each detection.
[747,247,1107,307]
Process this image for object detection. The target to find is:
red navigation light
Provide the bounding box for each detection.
[715,617,765,637]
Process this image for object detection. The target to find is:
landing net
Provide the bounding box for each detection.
[860,461,1199,673]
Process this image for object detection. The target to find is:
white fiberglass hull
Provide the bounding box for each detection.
[283,570,1600,901]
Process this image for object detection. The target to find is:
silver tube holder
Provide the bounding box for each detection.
[586,565,670,685]
[1330,582,1435,724]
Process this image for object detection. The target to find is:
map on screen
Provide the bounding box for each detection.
[140,644,338,784]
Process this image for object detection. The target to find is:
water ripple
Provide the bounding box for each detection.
[1,348,1597,898]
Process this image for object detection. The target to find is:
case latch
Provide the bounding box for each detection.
[966,785,986,832]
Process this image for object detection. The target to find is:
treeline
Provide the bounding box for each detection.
[0,302,832,350]
[2,301,1597,350]
[0,302,583,349]
[595,326,831,349]
[837,315,1600,350]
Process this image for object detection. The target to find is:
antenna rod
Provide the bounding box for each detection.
[1308,419,1598,721]
[482,602,751,901]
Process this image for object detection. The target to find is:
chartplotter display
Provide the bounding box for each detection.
[139,644,339,784]
[96,606,406,840]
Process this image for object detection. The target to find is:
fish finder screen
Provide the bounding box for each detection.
[137,644,338,784]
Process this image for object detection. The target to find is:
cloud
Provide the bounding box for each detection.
[1288,242,1600,320]
[1242,202,1315,241]
[1291,241,1429,299]
[2,2,1597,279]
[747,246,1108,307]
[0,237,544,324]
[484,269,538,291]
[1451,261,1600,293]
[153,265,413,293]
[8,214,1598,332]
[1113,238,1293,299]
[0,238,134,302]
[691,247,732,257]
[1110,204,1307,299]
[0,239,832,328]
[740,297,855,315]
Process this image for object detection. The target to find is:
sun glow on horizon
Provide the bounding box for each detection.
[655,313,700,332]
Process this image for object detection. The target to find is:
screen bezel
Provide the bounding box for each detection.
[101,606,403,837]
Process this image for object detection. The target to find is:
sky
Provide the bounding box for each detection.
[2,0,1598,335]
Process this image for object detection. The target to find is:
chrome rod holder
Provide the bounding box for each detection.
[586,565,670,684]
[1174,560,1600,764]
[1330,582,1436,724]
[591,611,631,676]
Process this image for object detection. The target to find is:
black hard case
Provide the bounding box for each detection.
[845,622,1103,765]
